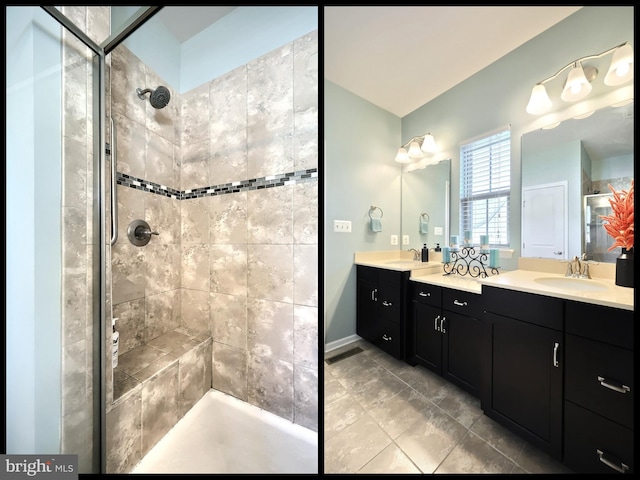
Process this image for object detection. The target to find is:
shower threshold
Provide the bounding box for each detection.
[131,389,318,474]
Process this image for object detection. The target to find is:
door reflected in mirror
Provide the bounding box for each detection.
[521,101,633,262]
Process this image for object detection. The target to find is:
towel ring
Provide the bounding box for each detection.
[369,205,383,219]
[420,213,430,222]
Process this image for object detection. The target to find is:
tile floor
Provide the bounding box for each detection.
[132,389,318,474]
[324,339,575,474]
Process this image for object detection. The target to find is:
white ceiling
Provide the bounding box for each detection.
[324,6,583,118]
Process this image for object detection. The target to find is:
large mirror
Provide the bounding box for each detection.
[521,101,634,263]
[401,159,451,252]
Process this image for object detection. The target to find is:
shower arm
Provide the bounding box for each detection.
[136,87,151,100]
[110,117,118,246]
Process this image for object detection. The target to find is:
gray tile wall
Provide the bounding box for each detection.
[59,8,316,473]
[105,25,318,473]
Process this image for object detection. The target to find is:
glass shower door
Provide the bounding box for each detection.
[5,6,102,473]
[584,193,617,263]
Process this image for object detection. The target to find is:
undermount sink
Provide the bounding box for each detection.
[533,276,609,292]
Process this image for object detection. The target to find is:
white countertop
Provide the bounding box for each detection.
[355,251,634,311]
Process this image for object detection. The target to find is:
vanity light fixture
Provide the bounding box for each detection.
[526,42,634,115]
[394,133,437,163]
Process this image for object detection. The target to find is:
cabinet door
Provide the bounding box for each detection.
[357,277,378,343]
[485,312,563,459]
[442,311,482,397]
[413,301,442,374]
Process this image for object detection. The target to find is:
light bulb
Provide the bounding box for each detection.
[395,147,411,163]
[561,63,592,102]
[420,134,437,153]
[408,141,424,159]
[605,43,634,86]
[526,84,552,115]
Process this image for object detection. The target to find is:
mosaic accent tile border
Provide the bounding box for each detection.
[116,168,318,200]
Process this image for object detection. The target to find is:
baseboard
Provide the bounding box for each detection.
[324,334,361,354]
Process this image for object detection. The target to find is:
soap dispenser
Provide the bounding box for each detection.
[434,243,441,252]
[421,243,429,262]
[112,318,119,369]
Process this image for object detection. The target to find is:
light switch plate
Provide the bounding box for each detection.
[434,226,443,235]
[334,220,351,232]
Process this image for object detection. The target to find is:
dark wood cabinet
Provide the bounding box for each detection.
[563,301,633,474]
[412,282,483,397]
[481,286,564,460]
[358,267,634,472]
[412,282,443,372]
[356,265,410,360]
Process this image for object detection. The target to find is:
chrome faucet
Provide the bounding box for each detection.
[563,256,581,277]
[408,248,420,261]
[570,256,581,278]
[579,253,598,279]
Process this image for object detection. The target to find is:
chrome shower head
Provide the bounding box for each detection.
[136,86,170,109]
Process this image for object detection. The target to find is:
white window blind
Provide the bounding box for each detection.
[460,128,511,247]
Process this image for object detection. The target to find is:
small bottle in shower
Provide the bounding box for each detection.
[112,318,119,369]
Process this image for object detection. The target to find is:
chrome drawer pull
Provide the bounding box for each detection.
[440,317,446,334]
[596,449,629,473]
[419,291,430,297]
[597,376,630,394]
[453,300,467,307]
[371,288,377,301]
[382,334,392,341]
[382,300,393,307]
[553,342,559,367]
[434,315,441,332]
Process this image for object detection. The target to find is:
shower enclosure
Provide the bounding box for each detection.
[6,6,318,474]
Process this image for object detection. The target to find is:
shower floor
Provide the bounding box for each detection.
[131,389,318,474]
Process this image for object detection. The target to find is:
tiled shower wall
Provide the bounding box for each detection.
[107,30,318,432]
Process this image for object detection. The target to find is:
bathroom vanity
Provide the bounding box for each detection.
[353,251,634,474]
[355,251,440,361]
[478,270,633,473]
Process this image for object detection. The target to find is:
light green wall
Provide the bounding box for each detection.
[324,80,402,347]
[120,6,318,93]
[324,6,634,348]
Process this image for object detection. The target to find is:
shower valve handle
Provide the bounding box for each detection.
[134,226,159,239]
[127,219,159,246]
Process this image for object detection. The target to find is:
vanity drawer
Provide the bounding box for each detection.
[564,401,633,474]
[410,281,442,307]
[443,288,484,318]
[374,319,401,359]
[482,286,563,330]
[565,301,633,350]
[565,333,633,428]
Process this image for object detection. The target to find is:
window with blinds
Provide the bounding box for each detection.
[460,127,511,247]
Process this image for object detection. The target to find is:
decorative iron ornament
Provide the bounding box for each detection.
[442,246,499,278]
